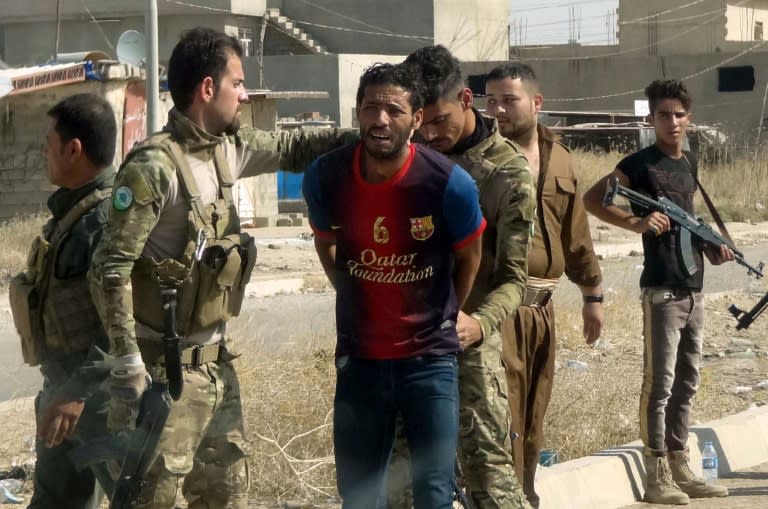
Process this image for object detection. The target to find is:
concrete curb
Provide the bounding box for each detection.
[536,405,768,509]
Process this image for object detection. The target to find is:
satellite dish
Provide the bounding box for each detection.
[0,76,12,99]
[117,30,146,67]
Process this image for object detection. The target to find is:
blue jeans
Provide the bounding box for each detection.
[334,354,459,509]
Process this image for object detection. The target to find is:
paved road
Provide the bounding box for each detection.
[0,291,337,401]
[623,462,768,508]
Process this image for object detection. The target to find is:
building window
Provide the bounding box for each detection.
[225,25,254,57]
[238,27,254,57]
[718,66,755,92]
[756,21,764,41]
[468,74,488,96]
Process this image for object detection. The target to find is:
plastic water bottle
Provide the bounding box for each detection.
[701,441,719,482]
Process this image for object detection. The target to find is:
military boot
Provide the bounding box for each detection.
[668,449,729,498]
[644,454,690,505]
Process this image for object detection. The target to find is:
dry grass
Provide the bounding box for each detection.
[572,148,768,223]
[0,213,47,287]
[3,150,768,505]
[237,338,338,505]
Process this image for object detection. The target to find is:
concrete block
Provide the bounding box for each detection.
[691,405,768,474]
[537,449,643,509]
[249,216,273,228]
[533,406,768,509]
[276,217,293,227]
[278,199,308,215]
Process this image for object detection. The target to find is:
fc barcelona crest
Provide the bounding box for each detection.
[410,215,434,241]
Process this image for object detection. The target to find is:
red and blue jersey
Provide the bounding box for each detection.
[303,143,486,359]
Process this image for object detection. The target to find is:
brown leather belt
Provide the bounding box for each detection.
[521,288,553,308]
[138,338,222,368]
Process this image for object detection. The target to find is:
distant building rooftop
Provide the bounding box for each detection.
[0,62,87,96]
[246,89,330,100]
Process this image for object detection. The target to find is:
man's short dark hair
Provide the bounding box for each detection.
[356,62,424,111]
[486,63,539,92]
[645,79,692,114]
[47,93,116,167]
[167,27,244,112]
[403,45,463,105]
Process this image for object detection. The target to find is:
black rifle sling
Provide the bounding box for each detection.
[681,153,735,246]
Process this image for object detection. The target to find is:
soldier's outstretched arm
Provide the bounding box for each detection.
[471,159,536,340]
[236,127,359,177]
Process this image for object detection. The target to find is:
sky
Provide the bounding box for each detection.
[510,0,620,46]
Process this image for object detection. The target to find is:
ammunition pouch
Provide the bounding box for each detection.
[9,272,44,366]
[8,235,48,366]
[132,232,257,335]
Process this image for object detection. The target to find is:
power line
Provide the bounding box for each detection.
[296,0,398,36]
[544,38,768,102]
[512,0,616,14]
[618,0,708,25]
[165,0,231,13]
[512,1,752,62]
[79,0,114,49]
[293,20,432,41]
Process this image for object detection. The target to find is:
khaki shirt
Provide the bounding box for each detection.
[529,124,601,287]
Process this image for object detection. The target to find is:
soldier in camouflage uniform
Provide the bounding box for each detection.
[387,45,535,509]
[485,64,604,509]
[89,28,357,509]
[9,93,116,509]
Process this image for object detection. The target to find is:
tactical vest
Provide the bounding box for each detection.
[9,189,111,366]
[127,133,257,338]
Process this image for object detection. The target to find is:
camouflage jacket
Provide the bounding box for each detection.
[91,108,358,357]
[450,115,536,339]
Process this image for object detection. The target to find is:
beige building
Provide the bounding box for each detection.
[0,62,282,222]
[618,0,768,55]
[0,0,508,66]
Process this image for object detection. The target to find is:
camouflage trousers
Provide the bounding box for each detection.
[133,358,250,509]
[388,332,531,508]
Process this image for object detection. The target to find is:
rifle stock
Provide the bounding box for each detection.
[110,382,172,508]
[729,293,768,330]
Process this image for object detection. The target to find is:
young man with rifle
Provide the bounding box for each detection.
[584,79,732,505]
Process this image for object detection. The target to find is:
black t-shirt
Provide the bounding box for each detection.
[617,145,703,290]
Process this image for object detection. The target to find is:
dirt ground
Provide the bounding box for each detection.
[3,219,768,507]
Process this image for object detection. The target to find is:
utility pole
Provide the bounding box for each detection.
[145,0,161,134]
[55,0,62,61]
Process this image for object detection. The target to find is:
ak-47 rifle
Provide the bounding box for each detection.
[603,177,764,280]
[71,288,184,508]
[728,293,768,330]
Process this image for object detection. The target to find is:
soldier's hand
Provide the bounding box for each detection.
[108,353,150,432]
[457,311,483,349]
[38,393,85,448]
[582,302,604,345]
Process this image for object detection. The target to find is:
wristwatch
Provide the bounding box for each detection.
[583,294,604,304]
